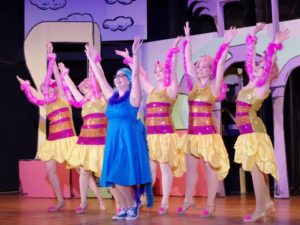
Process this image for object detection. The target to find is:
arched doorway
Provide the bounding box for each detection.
[284,67,300,195]
[222,61,275,195]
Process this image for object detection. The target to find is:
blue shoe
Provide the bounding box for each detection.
[126,203,140,221]
[112,208,127,220]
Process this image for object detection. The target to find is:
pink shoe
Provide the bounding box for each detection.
[243,211,267,223]
[176,202,195,215]
[117,207,122,213]
[47,203,64,212]
[158,205,168,215]
[200,205,215,218]
[75,204,88,214]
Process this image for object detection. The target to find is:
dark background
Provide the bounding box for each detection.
[1,0,300,195]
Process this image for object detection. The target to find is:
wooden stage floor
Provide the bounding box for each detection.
[1,194,300,225]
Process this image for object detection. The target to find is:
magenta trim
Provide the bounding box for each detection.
[82,124,107,129]
[236,112,249,117]
[236,100,252,107]
[146,125,174,134]
[77,136,105,145]
[48,129,75,141]
[188,101,212,106]
[146,102,171,108]
[188,126,216,135]
[83,113,106,119]
[48,107,69,118]
[146,113,169,118]
[238,124,254,134]
[49,117,70,125]
[189,112,212,117]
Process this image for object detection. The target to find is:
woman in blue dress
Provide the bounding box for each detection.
[85,36,152,221]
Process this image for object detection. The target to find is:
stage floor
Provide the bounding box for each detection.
[1,194,300,225]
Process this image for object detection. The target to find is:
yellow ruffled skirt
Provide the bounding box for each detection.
[37,136,77,164]
[180,133,229,180]
[234,132,278,179]
[65,144,105,177]
[147,133,186,177]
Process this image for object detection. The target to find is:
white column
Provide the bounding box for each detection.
[272,86,289,198]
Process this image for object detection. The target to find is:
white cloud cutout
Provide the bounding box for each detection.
[105,0,136,5]
[103,16,134,31]
[30,0,66,10]
[59,13,94,22]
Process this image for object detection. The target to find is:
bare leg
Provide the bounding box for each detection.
[243,165,268,222]
[184,154,199,204]
[251,165,267,213]
[204,162,218,207]
[150,160,158,186]
[45,160,64,209]
[176,154,199,214]
[160,162,173,208]
[110,187,127,209]
[263,173,275,213]
[203,162,218,215]
[79,167,89,208]
[115,185,135,208]
[88,174,106,210]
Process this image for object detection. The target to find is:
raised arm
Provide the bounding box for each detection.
[58,62,86,106]
[245,23,265,80]
[183,22,197,79]
[213,27,237,95]
[85,44,114,100]
[166,36,182,99]
[115,48,154,95]
[130,36,143,107]
[47,43,64,97]
[16,75,45,106]
[255,29,289,97]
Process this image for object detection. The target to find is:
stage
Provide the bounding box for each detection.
[1,194,300,225]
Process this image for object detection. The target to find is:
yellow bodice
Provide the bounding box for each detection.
[236,88,270,134]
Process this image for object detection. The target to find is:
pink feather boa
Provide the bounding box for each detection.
[256,42,282,87]
[164,47,180,87]
[60,68,88,108]
[21,81,45,105]
[245,34,257,81]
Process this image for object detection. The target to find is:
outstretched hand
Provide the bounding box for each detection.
[275,29,290,44]
[172,36,183,48]
[132,36,143,55]
[84,44,93,61]
[16,75,25,84]
[47,42,53,54]
[58,62,67,72]
[224,26,237,43]
[115,48,130,58]
[253,22,265,35]
[184,21,190,37]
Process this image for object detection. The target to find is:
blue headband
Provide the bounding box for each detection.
[115,67,132,82]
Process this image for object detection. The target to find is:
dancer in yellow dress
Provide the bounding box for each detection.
[234,23,289,223]
[176,22,236,217]
[58,61,107,213]
[16,44,77,212]
[115,36,186,214]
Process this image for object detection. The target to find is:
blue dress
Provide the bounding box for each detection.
[100,92,152,187]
